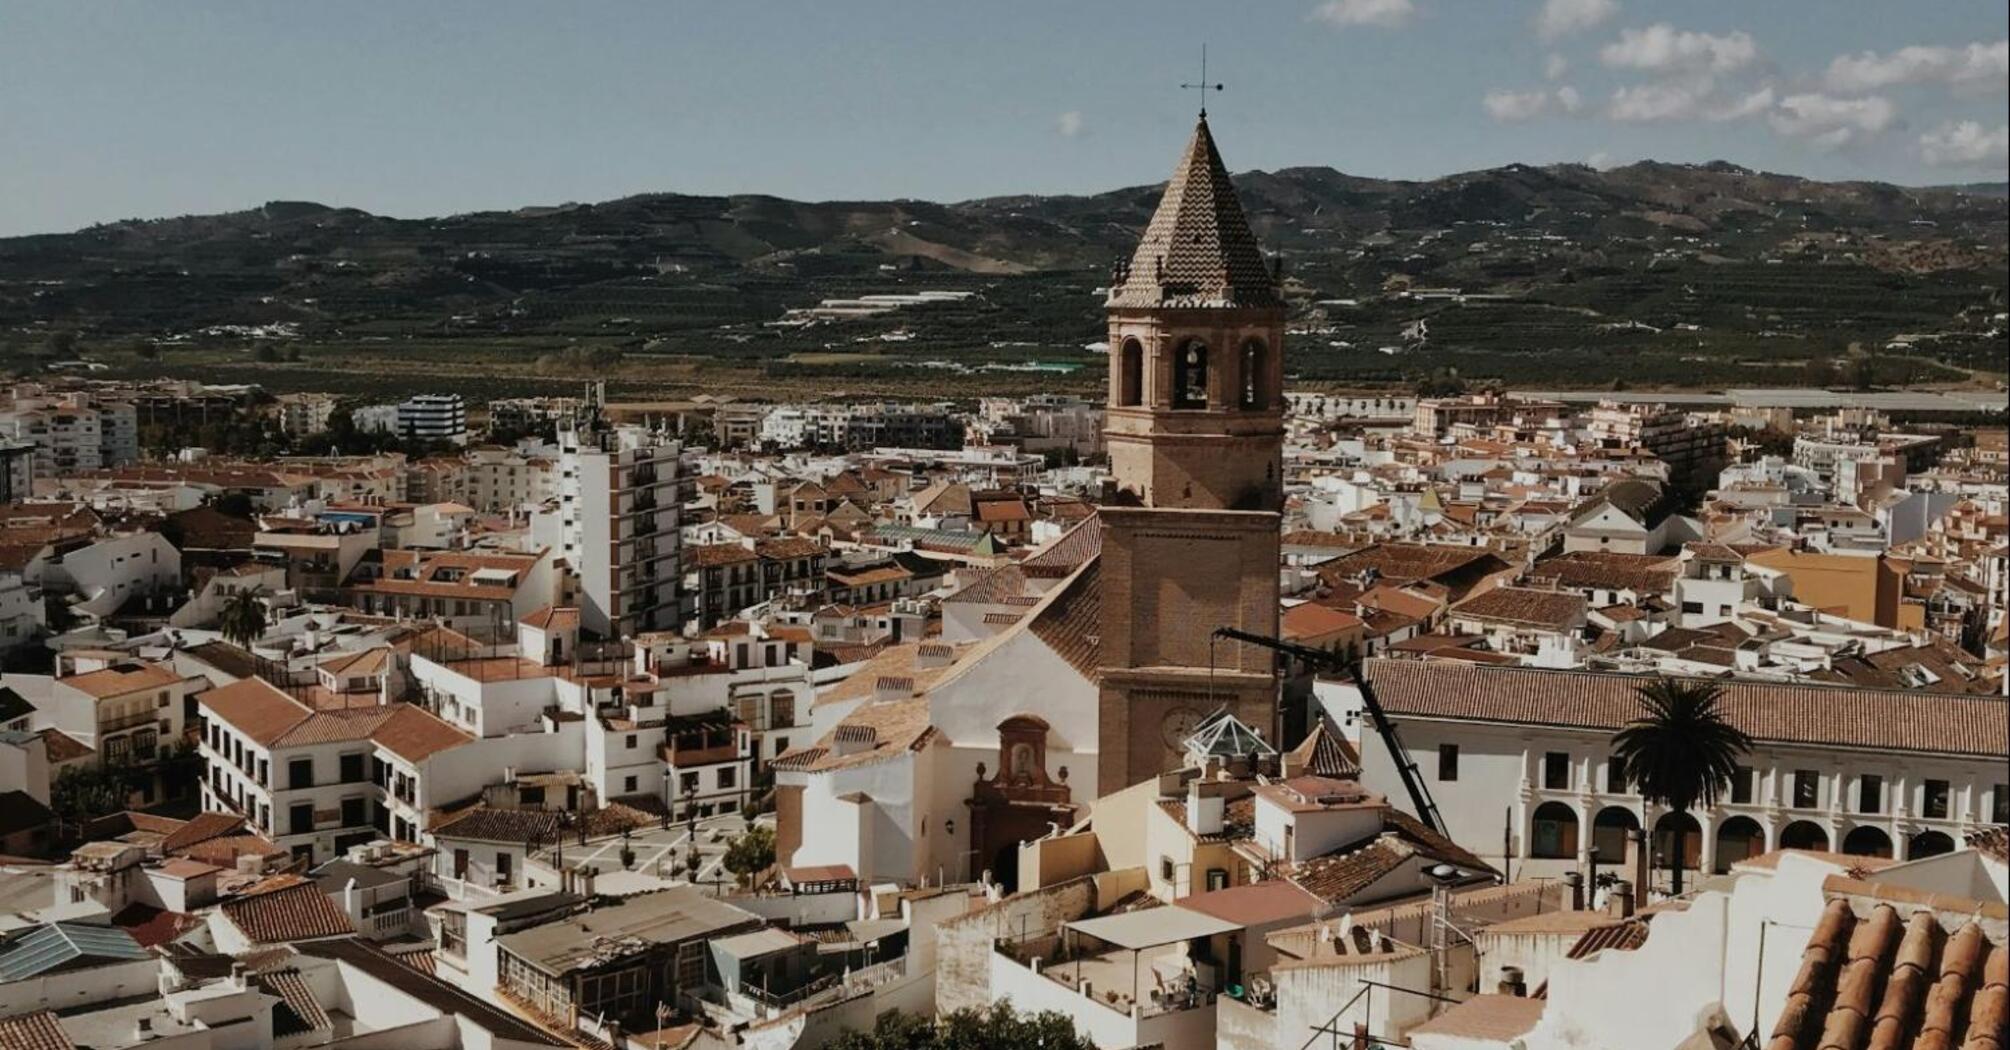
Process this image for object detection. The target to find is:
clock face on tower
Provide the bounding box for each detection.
[1161,706,1203,749]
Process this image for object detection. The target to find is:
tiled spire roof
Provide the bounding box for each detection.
[1108,116,1282,310]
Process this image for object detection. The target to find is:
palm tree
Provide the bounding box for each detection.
[1610,677,1753,897]
[218,587,268,649]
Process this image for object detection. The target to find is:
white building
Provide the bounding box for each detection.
[397,393,469,445]
[530,423,683,638]
[1353,658,2009,891]
[0,388,139,476]
[198,676,478,865]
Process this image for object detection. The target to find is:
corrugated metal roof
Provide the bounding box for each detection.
[0,922,150,981]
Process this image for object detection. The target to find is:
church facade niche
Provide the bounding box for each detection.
[965,714,1076,893]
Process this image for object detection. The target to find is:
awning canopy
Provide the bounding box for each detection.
[1063,907,1242,950]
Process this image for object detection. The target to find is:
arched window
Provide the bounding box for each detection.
[1117,339,1143,407]
[1841,825,1893,859]
[1172,339,1209,409]
[1713,816,1765,873]
[1240,338,1267,409]
[1530,802,1579,859]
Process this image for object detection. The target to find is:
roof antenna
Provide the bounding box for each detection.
[1181,44,1224,118]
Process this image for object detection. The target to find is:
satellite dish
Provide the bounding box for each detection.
[1429,863,1458,880]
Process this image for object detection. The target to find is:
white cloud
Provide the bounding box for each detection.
[1056,111,1085,138]
[1311,0,1415,30]
[1484,89,1554,122]
[1601,24,1759,74]
[1918,120,2010,167]
[1483,85,1585,122]
[1545,53,1570,80]
[1536,0,1618,41]
[1713,85,1776,121]
[1767,93,1897,149]
[1607,77,1716,121]
[1824,40,2007,95]
[1606,76,1773,123]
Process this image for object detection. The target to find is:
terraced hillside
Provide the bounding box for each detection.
[0,160,2002,398]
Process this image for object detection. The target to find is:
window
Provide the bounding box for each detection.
[1923,779,1950,819]
[1437,744,1459,782]
[1206,868,1229,892]
[1680,601,1704,614]
[680,772,699,795]
[1731,766,1754,805]
[339,753,365,783]
[1543,752,1571,791]
[1117,339,1143,407]
[1793,770,1820,809]
[1240,339,1268,409]
[341,797,367,827]
[1160,856,1176,882]
[289,758,315,789]
[1607,754,1629,793]
[624,775,639,794]
[1172,339,1209,409]
[1995,784,2008,825]
[1857,775,1883,815]
[717,767,737,790]
[290,803,315,835]
[626,735,637,750]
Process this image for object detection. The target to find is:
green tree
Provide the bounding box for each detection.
[156,740,205,800]
[826,1003,1094,1050]
[218,587,268,648]
[722,824,775,887]
[1610,678,1753,897]
[47,329,79,357]
[50,761,146,833]
[253,344,280,363]
[1848,351,1877,391]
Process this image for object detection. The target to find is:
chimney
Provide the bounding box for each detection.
[1564,871,1584,911]
[230,961,247,989]
[1497,965,1528,997]
[344,878,358,918]
[873,675,913,703]
[914,643,952,670]
[1609,879,1635,918]
[1186,781,1225,838]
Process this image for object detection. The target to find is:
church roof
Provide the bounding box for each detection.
[1107,116,1282,311]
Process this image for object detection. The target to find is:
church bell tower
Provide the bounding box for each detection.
[1096,115,1285,793]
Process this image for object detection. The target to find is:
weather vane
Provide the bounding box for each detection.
[1181,44,1223,117]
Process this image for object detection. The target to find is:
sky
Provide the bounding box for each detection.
[1,1,2005,237]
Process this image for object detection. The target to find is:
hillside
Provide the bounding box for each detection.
[1,160,2004,398]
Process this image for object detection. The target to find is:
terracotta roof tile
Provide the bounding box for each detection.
[432,806,564,844]
[1021,516,1101,578]
[0,1011,72,1050]
[1028,558,1102,682]
[1364,658,2008,758]
[1449,586,1586,629]
[1765,894,2008,1050]
[221,881,355,944]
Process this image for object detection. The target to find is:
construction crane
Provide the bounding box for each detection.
[1211,626,1446,835]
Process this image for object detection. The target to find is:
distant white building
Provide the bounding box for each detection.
[0,388,139,476]
[397,393,468,445]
